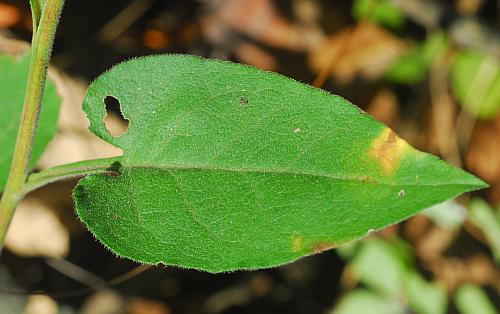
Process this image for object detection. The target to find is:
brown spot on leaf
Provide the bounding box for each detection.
[239,97,249,106]
[310,242,337,254]
[292,234,304,252]
[369,128,409,175]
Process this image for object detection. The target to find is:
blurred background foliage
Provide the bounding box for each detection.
[0,0,499,313]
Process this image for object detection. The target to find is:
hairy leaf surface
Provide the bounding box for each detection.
[75,55,486,272]
[0,53,60,191]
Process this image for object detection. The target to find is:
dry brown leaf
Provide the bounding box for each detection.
[487,183,500,206]
[233,42,277,71]
[309,22,407,84]
[366,88,400,128]
[404,215,432,244]
[427,53,460,163]
[293,0,321,25]
[466,116,500,203]
[377,224,399,238]
[415,226,457,262]
[215,0,306,50]
[430,254,500,291]
[199,14,236,50]
[466,118,500,183]
[202,0,322,51]
[5,197,69,258]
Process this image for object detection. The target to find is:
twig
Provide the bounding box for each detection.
[312,25,357,88]
[429,48,462,166]
[98,0,154,43]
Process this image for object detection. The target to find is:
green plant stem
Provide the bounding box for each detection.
[22,157,122,196]
[0,0,65,246]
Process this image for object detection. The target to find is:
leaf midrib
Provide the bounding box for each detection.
[119,158,479,188]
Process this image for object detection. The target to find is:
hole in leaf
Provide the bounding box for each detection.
[104,95,129,137]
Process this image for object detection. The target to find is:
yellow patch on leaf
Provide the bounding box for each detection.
[292,234,304,252]
[369,128,409,175]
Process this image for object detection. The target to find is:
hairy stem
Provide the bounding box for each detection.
[0,0,65,246]
[22,157,122,196]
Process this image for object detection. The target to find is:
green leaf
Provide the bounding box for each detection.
[386,32,449,84]
[74,54,486,272]
[352,238,412,297]
[406,272,446,314]
[346,237,446,314]
[332,289,404,314]
[451,50,500,119]
[352,0,405,29]
[423,200,466,231]
[469,198,500,262]
[454,284,497,314]
[0,53,60,192]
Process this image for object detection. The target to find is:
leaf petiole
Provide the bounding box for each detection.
[21,157,122,196]
[29,0,43,37]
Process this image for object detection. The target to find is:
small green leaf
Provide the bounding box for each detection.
[352,0,405,29]
[0,53,60,192]
[469,198,500,262]
[451,50,500,119]
[454,284,497,314]
[340,237,446,314]
[423,200,466,231]
[75,55,486,272]
[386,32,449,84]
[406,272,446,314]
[351,238,412,297]
[332,289,404,314]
